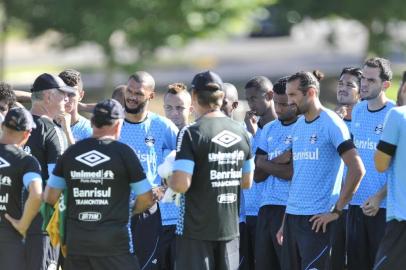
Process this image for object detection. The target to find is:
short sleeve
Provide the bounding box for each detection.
[380,108,400,146]
[173,126,195,174]
[256,123,271,154]
[163,120,179,152]
[22,155,42,189]
[327,113,353,154]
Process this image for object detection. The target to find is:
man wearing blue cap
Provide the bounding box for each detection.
[0,107,43,270]
[168,71,254,270]
[24,73,75,270]
[44,99,154,270]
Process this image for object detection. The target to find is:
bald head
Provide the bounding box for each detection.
[128,71,155,91]
[221,83,239,117]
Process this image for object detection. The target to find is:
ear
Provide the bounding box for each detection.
[265,90,274,101]
[78,90,85,102]
[383,81,391,90]
[148,91,155,100]
[232,101,239,110]
[307,87,317,97]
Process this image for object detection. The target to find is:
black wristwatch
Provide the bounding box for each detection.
[331,205,343,217]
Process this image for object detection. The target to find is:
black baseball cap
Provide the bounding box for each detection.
[191,70,223,92]
[3,107,36,131]
[31,73,76,94]
[93,99,125,120]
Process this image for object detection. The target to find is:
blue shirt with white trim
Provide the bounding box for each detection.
[286,109,352,215]
[350,100,395,207]
[71,115,92,142]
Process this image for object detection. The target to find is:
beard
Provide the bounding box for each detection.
[125,100,148,114]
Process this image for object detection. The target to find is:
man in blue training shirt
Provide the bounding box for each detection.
[373,90,406,269]
[243,75,277,269]
[254,76,297,270]
[348,57,395,270]
[280,70,365,270]
[119,71,178,270]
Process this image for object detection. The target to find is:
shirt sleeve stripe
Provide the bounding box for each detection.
[173,159,195,175]
[47,174,67,189]
[130,179,152,195]
[23,172,42,189]
[337,139,355,156]
[377,140,397,156]
[242,157,255,173]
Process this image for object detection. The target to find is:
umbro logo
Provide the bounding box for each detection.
[75,150,110,167]
[212,130,242,148]
[0,157,10,169]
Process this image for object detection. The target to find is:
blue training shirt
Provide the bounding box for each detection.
[286,109,351,215]
[350,100,395,207]
[378,106,406,221]
[257,119,297,207]
[119,112,179,226]
[242,126,264,216]
[71,115,92,142]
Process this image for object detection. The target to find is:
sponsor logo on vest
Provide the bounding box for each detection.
[70,170,114,184]
[134,150,157,163]
[217,193,237,204]
[208,150,244,164]
[79,211,102,222]
[293,148,319,160]
[0,176,11,186]
[73,187,111,198]
[210,169,242,180]
[0,194,9,203]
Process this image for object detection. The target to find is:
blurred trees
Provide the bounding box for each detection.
[1,0,271,73]
[276,0,406,56]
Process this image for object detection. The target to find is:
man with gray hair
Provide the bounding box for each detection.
[24,73,75,270]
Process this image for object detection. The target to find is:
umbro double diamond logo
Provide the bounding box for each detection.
[0,157,10,169]
[75,150,110,167]
[212,130,242,148]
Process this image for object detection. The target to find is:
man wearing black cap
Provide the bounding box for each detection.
[44,99,154,270]
[24,73,75,270]
[0,107,43,270]
[168,71,254,270]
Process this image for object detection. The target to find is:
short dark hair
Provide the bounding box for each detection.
[128,71,155,90]
[245,76,273,92]
[339,67,362,86]
[273,76,289,95]
[59,69,82,88]
[287,70,324,95]
[0,82,16,108]
[364,57,392,81]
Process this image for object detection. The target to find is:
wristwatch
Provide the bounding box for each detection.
[331,204,343,217]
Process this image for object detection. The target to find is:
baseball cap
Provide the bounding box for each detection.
[191,71,223,92]
[3,107,36,131]
[31,73,76,94]
[93,99,125,120]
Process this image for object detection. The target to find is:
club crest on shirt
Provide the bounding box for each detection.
[145,136,155,147]
[374,124,383,135]
[284,135,293,145]
[309,134,318,144]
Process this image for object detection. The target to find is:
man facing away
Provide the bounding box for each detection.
[169,70,254,270]
[44,99,154,270]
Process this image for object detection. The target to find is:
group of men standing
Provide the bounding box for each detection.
[0,55,405,270]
